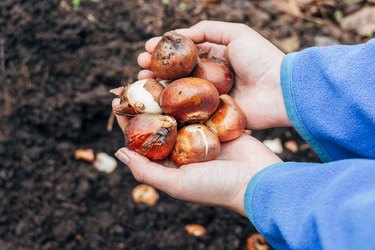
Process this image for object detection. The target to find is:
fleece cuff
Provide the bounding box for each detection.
[244,162,287,228]
[280,53,332,163]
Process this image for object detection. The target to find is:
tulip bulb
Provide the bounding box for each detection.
[171,124,220,166]
[151,31,198,80]
[206,94,246,142]
[160,77,220,124]
[125,114,177,160]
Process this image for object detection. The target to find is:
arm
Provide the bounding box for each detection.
[245,159,375,250]
[245,40,375,249]
[281,39,375,162]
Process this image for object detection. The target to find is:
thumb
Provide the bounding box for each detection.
[115,147,182,196]
[176,21,248,46]
[144,21,249,53]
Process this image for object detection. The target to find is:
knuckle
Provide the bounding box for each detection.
[195,20,210,28]
[133,168,145,183]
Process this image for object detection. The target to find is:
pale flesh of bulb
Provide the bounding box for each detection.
[127,79,162,114]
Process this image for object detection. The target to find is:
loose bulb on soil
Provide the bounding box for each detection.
[150,31,198,80]
[125,114,177,160]
[160,77,220,124]
[132,184,159,206]
[206,94,246,142]
[171,124,220,166]
[192,57,234,95]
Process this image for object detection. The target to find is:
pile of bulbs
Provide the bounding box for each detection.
[111,31,246,166]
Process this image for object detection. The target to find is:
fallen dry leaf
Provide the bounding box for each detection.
[341,7,375,35]
[273,34,301,53]
[260,0,302,17]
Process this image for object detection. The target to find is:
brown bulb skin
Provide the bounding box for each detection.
[125,114,177,160]
[171,124,221,166]
[110,86,137,116]
[192,57,234,95]
[150,31,198,80]
[206,94,246,142]
[160,77,220,124]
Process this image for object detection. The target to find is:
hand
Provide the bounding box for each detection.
[113,106,282,216]
[137,21,291,129]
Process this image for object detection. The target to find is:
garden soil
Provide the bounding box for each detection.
[0,0,367,249]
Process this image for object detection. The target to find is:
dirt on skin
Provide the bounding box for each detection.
[0,0,368,249]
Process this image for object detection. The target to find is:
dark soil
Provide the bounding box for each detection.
[0,0,367,249]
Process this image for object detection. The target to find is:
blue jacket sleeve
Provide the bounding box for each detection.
[245,160,375,250]
[281,39,375,162]
[244,40,375,250]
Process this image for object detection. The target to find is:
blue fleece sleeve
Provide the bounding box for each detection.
[245,160,375,250]
[244,41,375,249]
[281,39,375,162]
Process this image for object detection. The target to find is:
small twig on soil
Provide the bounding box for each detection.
[107,110,115,132]
[316,0,329,20]
[303,15,329,25]
[0,38,5,74]
[22,64,33,88]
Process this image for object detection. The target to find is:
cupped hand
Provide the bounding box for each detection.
[137,21,291,129]
[113,100,282,216]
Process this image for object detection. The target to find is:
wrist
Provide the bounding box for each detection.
[249,54,291,129]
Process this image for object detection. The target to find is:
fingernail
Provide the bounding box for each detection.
[115,149,129,164]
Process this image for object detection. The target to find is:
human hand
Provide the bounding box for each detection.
[137,21,291,129]
[113,107,282,216]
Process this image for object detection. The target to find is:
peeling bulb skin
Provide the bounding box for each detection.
[125,114,177,160]
[150,31,198,80]
[110,86,137,116]
[171,124,220,166]
[161,77,220,124]
[206,94,246,142]
[192,57,235,95]
[127,79,164,114]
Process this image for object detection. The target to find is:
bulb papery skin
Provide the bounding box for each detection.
[150,31,198,80]
[125,114,177,160]
[192,57,234,95]
[206,94,246,142]
[110,86,137,116]
[127,79,164,114]
[160,77,220,124]
[171,124,220,166]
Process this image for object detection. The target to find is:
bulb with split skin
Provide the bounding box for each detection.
[125,114,177,160]
[110,79,164,116]
[171,124,221,166]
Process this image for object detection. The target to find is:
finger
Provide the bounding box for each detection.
[145,36,161,53]
[112,98,128,133]
[137,52,152,69]
[196,42,227,60]
[176,21,248,45]
[115,147,182,195]
[138,70,155,80]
